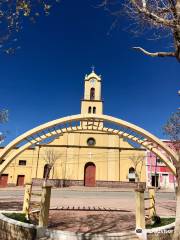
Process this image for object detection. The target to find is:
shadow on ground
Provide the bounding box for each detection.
[0,201,23,211]
[46,210,135,234]
[0,201,40,211]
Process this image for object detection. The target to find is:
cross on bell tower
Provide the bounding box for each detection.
[91,65,95,72]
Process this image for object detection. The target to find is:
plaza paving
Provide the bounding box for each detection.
[0,186,176,234]
[0,186,176,217]
[47,210,136,233]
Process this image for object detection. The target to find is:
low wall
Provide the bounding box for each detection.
[32,178,146,189]
[146,221,174,240]
[0,213,36,240]
[37,228,138,240]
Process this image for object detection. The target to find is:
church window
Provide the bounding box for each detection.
[88,106,91,113]
[93,107,96,114]
[19,160,26,166]
[128,167,135,182]
[90,88,95,100]
[43,164,50,179]
[87,138,96,146]
[129,167,135,173]
[157,158,163,164]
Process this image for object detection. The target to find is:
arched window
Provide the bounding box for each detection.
[129,167,135,173]
[87,138,96,146]
[93,107,96,114]
[128,167,135,182]
[88,106,91,113]
[90,88,95,100]
[43,164,50,179]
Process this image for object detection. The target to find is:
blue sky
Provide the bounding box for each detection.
[0,0,179,144]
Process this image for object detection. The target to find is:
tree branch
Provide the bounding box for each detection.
[133,46,176,57]
[131,0,176,28]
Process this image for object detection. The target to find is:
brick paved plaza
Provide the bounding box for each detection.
[0,186,176,233]
[0,187,176,215]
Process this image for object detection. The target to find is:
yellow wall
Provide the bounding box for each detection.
[0,131,146,186]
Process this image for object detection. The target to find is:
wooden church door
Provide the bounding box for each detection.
[84,162,96,187]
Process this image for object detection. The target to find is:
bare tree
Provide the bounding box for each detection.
[164,111,180,240]
[0,0,59,53]
[0,109,8,143]
[100,0,180,61]
[129,154,145,181]
[43,147,60,185]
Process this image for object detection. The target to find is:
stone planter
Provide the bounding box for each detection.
[146,221,175,240]
[37,228,139,240]
[0,212,36,240]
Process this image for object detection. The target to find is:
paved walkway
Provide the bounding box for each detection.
[47,210,136,233]
[0,186,176,217]
[0,186,176,237]
[0,185,176,192]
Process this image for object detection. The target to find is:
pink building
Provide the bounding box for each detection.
[146,140,176,189]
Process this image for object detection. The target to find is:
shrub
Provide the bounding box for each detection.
[3,213,30,223]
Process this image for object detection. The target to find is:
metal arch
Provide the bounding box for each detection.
[0,114,178,174]
[0,125,176,175]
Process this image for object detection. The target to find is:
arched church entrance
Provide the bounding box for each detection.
[84,162,96,187]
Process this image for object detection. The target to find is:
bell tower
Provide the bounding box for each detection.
[81,69,103,115]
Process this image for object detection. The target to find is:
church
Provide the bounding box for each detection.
[0,70,147,187]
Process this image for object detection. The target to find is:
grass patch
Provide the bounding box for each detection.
[146,217,175,229]
[3,213,30,223]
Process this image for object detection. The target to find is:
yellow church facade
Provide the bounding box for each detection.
[0,71,146,187]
